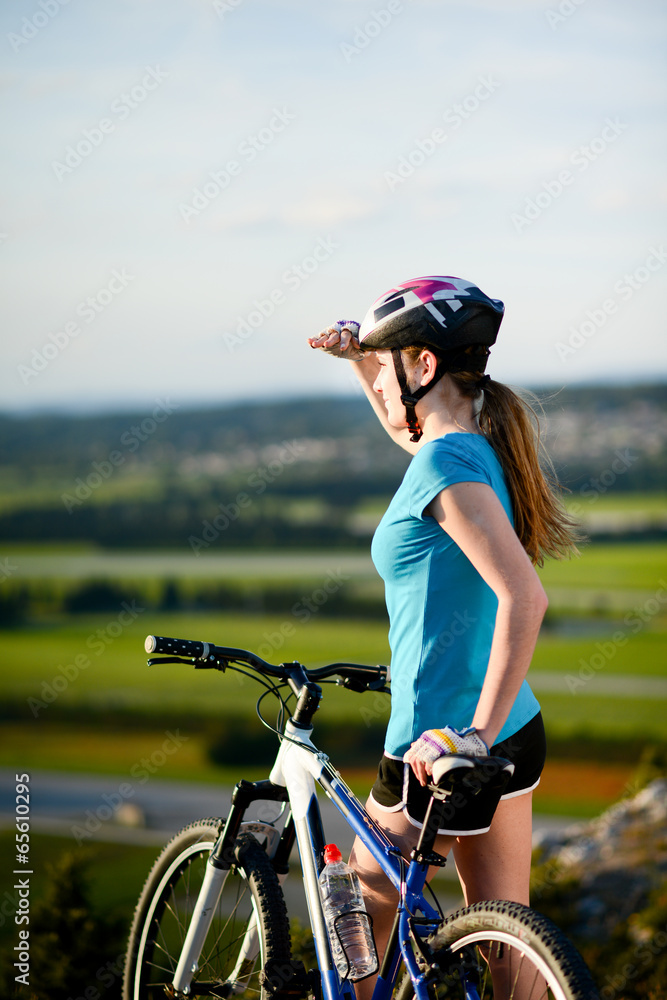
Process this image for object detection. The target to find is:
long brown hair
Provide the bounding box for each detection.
[403,345,580,565]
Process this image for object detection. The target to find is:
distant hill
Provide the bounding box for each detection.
[1,382,666,466]
[0,384,664,548]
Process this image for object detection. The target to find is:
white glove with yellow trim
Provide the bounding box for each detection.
[403,726,489,768]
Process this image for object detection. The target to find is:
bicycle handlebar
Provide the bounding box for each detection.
[144,635,389,692]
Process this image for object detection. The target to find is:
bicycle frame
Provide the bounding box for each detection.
[170,716,444,1000]
[140,636,513,1000]
[271,719,444,1000]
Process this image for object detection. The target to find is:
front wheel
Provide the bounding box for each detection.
[397,900,598,1000]
[123,818,291,1000]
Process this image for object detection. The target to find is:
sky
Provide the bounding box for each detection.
[1,0,666,414]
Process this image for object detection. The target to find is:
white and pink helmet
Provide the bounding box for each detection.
[358,275,504,352]
[356,276,504,442]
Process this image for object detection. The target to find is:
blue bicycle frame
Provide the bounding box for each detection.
[268,718,445,1000]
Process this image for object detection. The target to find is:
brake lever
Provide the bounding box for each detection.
[339,677,391,694]
[146,656,228,671]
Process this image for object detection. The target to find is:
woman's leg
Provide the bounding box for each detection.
[450,792,539,1000]
[349,793,455,1000]
[451,791,534,905]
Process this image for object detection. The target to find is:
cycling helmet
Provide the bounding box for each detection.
[358,276,504,441]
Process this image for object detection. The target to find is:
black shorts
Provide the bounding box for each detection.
[370,712,546,836]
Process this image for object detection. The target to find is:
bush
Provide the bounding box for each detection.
[64,580,142,614]
[0,851,126,1000]
[206,714,387,769]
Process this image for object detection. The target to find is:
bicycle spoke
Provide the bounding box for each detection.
[126,830,286,1000]
[508,947,524,999]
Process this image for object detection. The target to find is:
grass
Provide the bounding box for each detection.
[0,759,623,964]
[532,628,667,677]
[537,542,667,592]
[0,612,393,718]
[1,609,665,709]
[0,721,269,785]
[538,693,663,740]
[0,716,645,818]
[1,539,665,820]
[564,492,667,514]
[0,466,165,514]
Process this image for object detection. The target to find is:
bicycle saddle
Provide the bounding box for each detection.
[430,754,515,802]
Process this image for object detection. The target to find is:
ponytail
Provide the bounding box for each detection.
[456,373,580,565]
[402,344,580,565]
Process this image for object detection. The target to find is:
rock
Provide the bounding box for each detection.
[532,778,667,941]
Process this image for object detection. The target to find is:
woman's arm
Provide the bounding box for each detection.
[307,326,419,455]
[408,479,548,784]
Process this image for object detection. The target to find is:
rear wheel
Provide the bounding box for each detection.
[396,900,598,1000]
[123,818,291,1000]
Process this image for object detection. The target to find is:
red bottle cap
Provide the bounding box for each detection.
[324,843,342,863]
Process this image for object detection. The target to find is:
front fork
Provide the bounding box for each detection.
[171,779,292,996]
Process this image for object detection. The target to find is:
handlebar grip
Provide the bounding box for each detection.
[145,635,210,659]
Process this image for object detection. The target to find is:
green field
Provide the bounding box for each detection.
[5,535,667,585]
[0,612,665,758]
[1,539,665,779]
[0,612,391,717]
[1,536,665,977]
[0,609,664,707]
[538,541,667,592]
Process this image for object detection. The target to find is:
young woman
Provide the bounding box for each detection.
[307,276,578,994]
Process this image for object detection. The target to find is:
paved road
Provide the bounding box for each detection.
[0,768,579,846]
[0,768,584,918]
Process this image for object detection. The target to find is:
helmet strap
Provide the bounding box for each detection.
[391,349,448,443]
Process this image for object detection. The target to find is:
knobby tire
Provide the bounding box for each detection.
[395,900,598,1000]
[122,818,291,1000]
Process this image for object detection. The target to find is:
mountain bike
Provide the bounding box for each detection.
[122,634,599,1000]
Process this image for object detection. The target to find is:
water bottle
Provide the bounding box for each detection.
[318,843,378,981]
